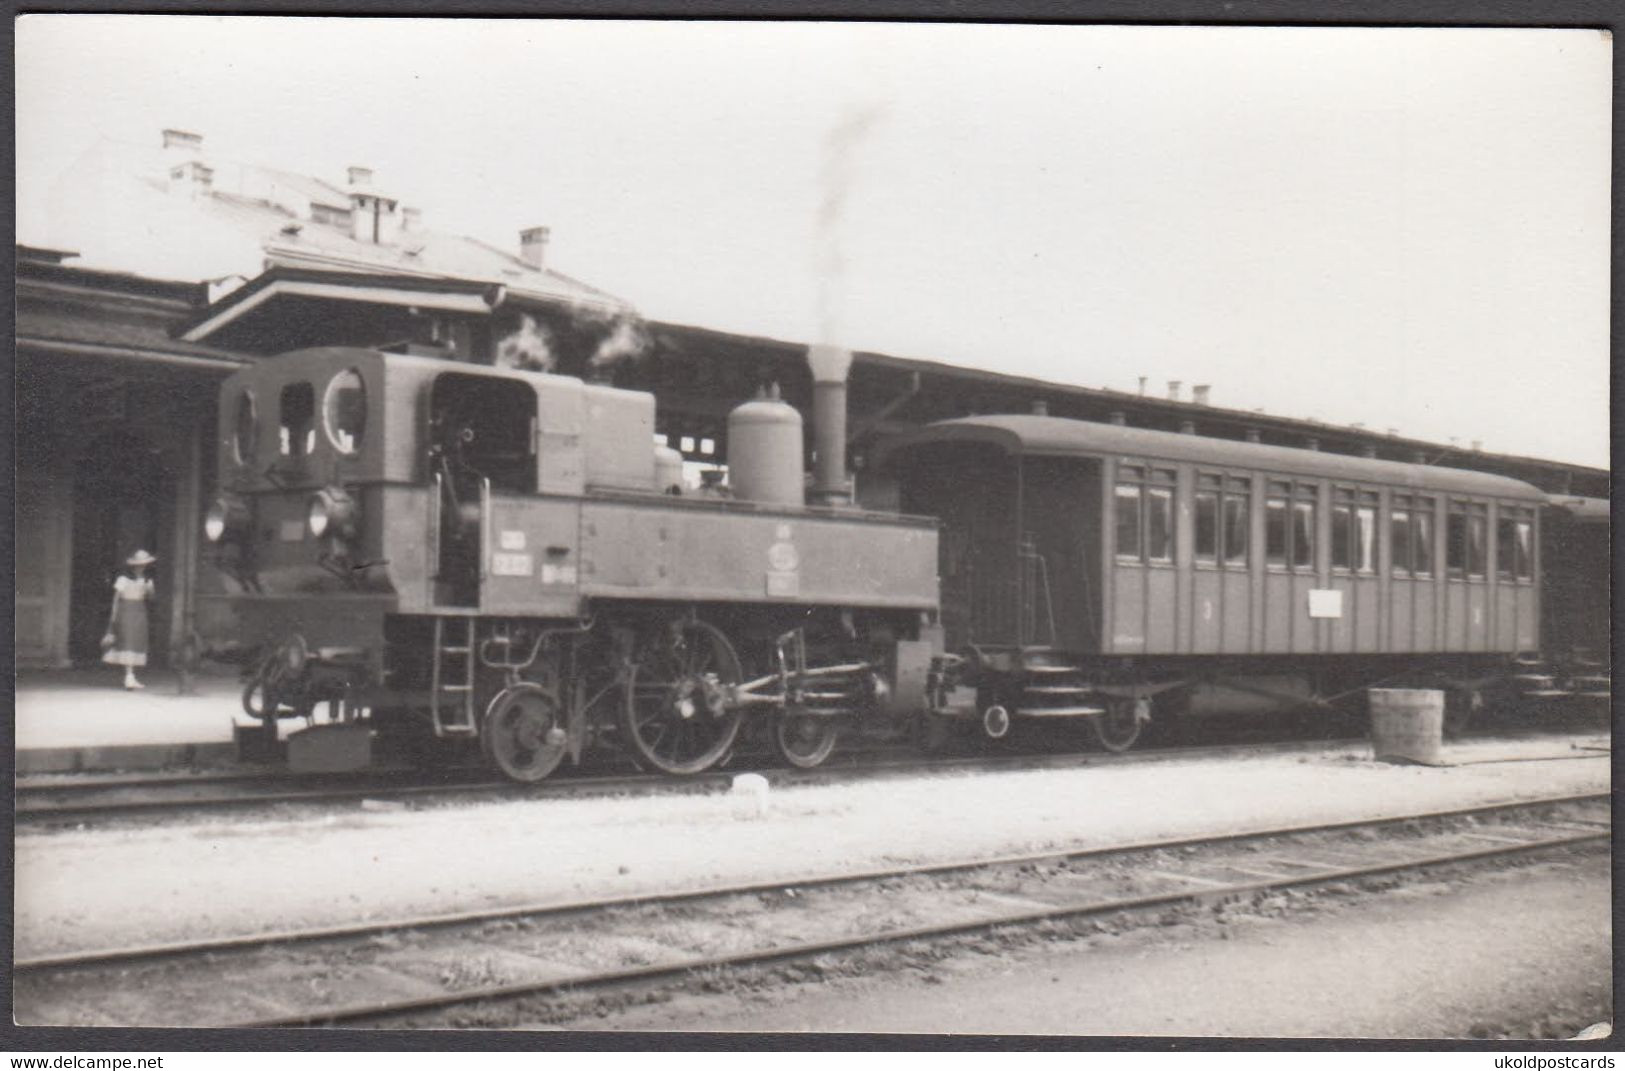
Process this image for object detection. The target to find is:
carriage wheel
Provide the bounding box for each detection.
[483,683,568,783]
[1092,696,1144,753]
[775,713,838,769]
[622,618,744,775]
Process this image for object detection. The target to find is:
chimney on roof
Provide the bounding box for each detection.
[1470,439,1482,452]
[347,171,401,245]
[162,129,202,154]
[1167,380,1181,402]
[519,226,551,270]
[1192,384,1211,406]
[1137,376,1147,396]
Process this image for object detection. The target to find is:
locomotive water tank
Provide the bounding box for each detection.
[727,385,804,506]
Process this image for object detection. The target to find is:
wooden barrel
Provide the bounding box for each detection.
[1368,688,1444,765]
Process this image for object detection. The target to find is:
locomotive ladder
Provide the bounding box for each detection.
[430,616,479,737]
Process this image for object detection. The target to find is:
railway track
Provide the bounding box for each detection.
[14,792,1609,1029]
[17,728,1606,825]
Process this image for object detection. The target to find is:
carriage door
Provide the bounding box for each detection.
[428,373,538,608]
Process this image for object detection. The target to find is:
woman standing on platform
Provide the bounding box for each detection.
[102,550,157,690]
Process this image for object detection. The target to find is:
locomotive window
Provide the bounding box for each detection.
[1496,509,1534,583]
[1265,496,1288,566]
[1223,491,1249,567]
[322,369,367,455]
[1194,489,1219,563]
[1145,486,1174,563]
[279,382,316,460]
[232,390,257,466]
[1114,483,1142,562]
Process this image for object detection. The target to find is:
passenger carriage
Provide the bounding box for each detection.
[878,415,1548,750]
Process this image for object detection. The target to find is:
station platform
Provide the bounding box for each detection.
[13,668,249,774]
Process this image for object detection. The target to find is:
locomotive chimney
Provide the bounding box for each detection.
[807,344,853,506]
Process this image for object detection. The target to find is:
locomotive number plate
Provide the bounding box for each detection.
[491,552,534,577]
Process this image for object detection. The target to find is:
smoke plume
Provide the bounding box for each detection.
[816,102,886,344]
[494,313,554,372]
[586,308,651,371]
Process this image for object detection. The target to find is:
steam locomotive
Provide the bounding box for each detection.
[206,343,1555,779]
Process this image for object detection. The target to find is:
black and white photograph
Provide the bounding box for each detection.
[11,13,1613,1046]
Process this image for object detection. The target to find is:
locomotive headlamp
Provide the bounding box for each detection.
[204,494,251,544]
[308,486,360,542]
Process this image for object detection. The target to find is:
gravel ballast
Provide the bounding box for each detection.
[14,733,1608,959]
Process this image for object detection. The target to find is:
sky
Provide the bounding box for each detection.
[15,17,1612,467]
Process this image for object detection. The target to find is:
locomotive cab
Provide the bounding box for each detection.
[427,372,538,607]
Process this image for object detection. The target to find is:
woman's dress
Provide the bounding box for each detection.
[103,575,153,667]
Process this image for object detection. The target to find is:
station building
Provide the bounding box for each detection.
[14,128,1609,670]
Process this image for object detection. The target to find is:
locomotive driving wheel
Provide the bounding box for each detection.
[482,682,568,783]
[774,713,838,769]
[622,618,744,775]
[1092,695,1145,753]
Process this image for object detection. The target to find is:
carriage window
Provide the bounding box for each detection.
[1391,497,1413,576]
[1497,509,1535,582]
[1413,500,1434,577]
[1446,507,1466,576]
[1265,495,1288,566]
[1331,493,1353,571]
[1194,488,1219,563]
[232,390,257,465]
[279,382,316,459]
[1467,506,1487,579]
[1115,465,1174,565]
[1114,483,1142,562]
[1223,488,1249,567]
[322,368,367,455]
[1146,486,1174,563]
[1447,501,1487,580]
[1291,499,1315,569]
[1353,491,1377,574]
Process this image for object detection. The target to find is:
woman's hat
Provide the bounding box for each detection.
[126,549,158,567]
